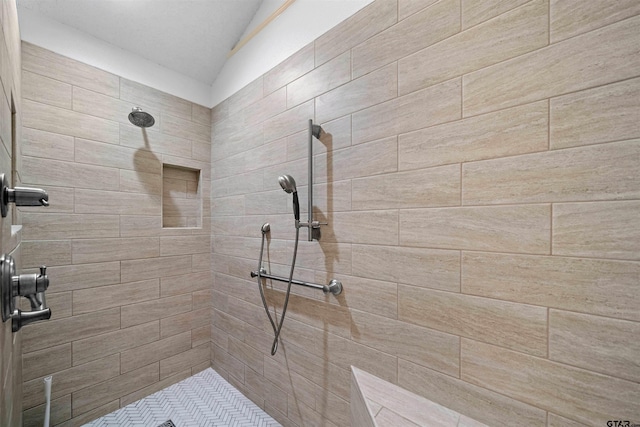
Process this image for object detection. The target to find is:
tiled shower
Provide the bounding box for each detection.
[1,0,640,426]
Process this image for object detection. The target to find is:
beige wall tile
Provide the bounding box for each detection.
[400,205,551,254]
[549,310,640,382]
[22,354,120,409]
[399,285,547,356]
[192,103,211,126]
[376,408,421,427]
[352,0,459,78]
[72,237,159,264]
[352,244,460,292]
[399,101,548,170]
[120,78,191,120]
[461,0,529,29]
[162,112,211,143]
[462,252,640,322]
[241,88,287,129]
[120,124,192,159]
[287,51,351,108]
[263,100,313,143]
[551,0,640,42]
[228,336,263,374]
[191,324,210,348]
[120,294,191,328]
[120,369,191,407]
[322,210,399,245]
[316,274,398,319]
[22,70,72,109]
[160,271,211,297]
[316,62,397,125]
[160,307,209,339]
[73,86,152,125]
[21,308,120,353]
[550,78,640,149]
[21,127,74,161]
[56,400,120,427]
[72,321,159,366]
[75,138,161,174]
[120,170,162,195]
[352,78,461,144]
[191,253,212,272]
[212,344,245,382]
[21,213,119,240]
[264,42,314,95]
[22,343,71,382]
[160,235,210,256]
[315,0,397,66]
[352,310,459,376]
[73,279,159,315]
[22,156,119,191]
[120,331,191,373]
[192,140,211,161]
[75,189,161,216]
[315,136,397,183]
[461,339,640,425]
[24,100,119,144]
[223,76,264,118]
[399,0,547,95]
[398,359,547,427]
[22,42,119,97]
[72,363,159,416]
[46,261,121,293]
[353,164,460,210]
[463,140,640,204]
[547,413,591,427]
[398,0,439,21]
[22,240,72,268]
[22,395,71,427]
[463,16,640,116]
[553,201,640,260]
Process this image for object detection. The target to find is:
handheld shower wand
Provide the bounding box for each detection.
[278,174,299,221]
[256,175,301,355]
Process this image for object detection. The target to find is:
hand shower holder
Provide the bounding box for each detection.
[251,268,343,296]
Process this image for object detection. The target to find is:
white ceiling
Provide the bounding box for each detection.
[17,0,263,85]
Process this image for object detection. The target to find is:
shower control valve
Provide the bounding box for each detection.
[12,307,51,332]
[12,265,49,298]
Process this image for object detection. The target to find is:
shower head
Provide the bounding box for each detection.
[311,124,323,139]
[128,107,155,128]
[278,175,300,221]
[278,174,297,194]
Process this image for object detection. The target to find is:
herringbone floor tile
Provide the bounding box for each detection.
[84,368,280,427]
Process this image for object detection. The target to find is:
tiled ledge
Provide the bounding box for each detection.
[351,367,489,427]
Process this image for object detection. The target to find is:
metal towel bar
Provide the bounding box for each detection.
[250,268,342,296]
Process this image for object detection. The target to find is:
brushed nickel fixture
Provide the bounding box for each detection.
[0,173,49,217]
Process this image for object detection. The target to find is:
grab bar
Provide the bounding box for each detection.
[250,268,342,296]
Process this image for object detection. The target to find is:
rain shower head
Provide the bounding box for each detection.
[128,107,155,128]
[278,175,300,221]
[278,174,297,194]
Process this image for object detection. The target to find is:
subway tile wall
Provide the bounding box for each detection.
[18,41,212,426]
[211,1,640,426]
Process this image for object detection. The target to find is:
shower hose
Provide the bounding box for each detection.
[256,224,299,355]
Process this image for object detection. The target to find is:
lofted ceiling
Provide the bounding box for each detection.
[17,0,263,85]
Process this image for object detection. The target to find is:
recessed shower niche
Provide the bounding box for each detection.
[162,163,202,228]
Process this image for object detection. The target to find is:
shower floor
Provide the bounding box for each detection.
[84,368,281,427]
